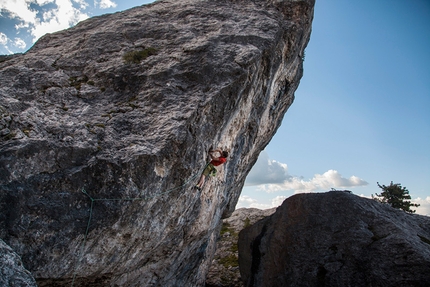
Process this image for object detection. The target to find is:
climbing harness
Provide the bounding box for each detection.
[208,164,217,177]
[70,162,210,287]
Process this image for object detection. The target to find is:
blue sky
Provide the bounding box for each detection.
[241,0,430,215]
[1,0,429,215]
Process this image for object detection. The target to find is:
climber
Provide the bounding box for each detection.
[195,149,228,191]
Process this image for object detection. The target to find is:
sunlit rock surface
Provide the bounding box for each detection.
[0,0,314,285]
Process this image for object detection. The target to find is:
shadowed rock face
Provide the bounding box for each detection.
[0,239,37,287]
[0,0,314,285]
[206,207,276,287]
[239,191,430,287]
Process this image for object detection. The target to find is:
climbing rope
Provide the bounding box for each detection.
[70,162,210,287]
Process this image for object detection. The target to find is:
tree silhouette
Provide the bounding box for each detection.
[373,181,420,213]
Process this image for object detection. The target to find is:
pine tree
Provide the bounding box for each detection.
[373,181,420,213]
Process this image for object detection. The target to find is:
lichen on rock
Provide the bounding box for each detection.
[0,0,315,285]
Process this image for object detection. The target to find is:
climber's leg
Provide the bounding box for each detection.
[196,174,206,190]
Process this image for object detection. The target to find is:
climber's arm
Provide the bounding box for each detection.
[209,149,222,160]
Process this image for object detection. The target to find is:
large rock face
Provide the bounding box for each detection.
[239,191,430,287]
[0,0,314,285]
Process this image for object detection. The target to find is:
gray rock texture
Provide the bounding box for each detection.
[0,239,37,287]
[239,191,430,287]
[0,0,314,285]
[206,207,276,287]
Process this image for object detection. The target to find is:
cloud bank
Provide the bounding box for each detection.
[245,151,368,193]
[263,169,368,193]
[236,195,286,210]
[237,194,429,217]
[97,0,117,9]
[0,0,117,53]
[1,0,91,42]
[245,151,290,186]
[0,33,7,45]
[414,197,430,216]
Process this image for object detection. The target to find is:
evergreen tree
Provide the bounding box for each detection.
[373,181,420,213]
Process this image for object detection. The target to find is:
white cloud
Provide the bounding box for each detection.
[36,0,55,5]
[0,32,8,45]
[96,0,117,9]
[15,22,30,30]
[262,169,368,193]
[414,197,430,216]
[245,151,290,186]
[13,37,26,49]
[31,0,90,41]
[236,195,287,210]
[0,32,14,53]
[271,195,287,207]
[0,1,38,25]
[74,0,89,10]
[245,151,368,193]
[0,0,89,43]
[236,195,272,210]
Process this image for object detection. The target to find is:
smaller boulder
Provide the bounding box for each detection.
[239,191,430,287]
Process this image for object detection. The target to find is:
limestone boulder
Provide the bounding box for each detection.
[0,0,314,285]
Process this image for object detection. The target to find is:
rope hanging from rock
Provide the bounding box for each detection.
[70,162,210,287]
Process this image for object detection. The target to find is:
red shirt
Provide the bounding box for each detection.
[211,157,226,166]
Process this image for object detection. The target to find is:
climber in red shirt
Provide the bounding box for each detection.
[195,149,228,191]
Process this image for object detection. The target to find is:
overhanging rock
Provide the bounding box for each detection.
[0,0,315,285]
